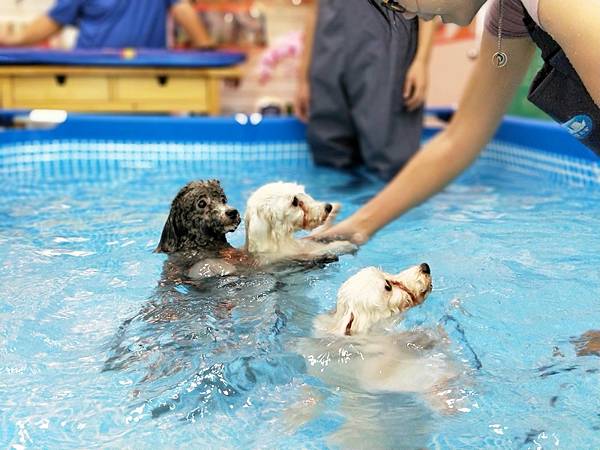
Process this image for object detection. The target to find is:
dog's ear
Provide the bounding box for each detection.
[333,272,385,336]
[244,206,272,252]
[344,312,355,336]
[155,212,180,253]
[328,307,356,336]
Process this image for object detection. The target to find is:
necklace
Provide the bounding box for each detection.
[492,0,508,67]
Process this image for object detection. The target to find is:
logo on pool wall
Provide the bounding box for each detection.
[562,115,593,140]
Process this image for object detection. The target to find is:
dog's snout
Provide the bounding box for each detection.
[420,263,430,274]
[324,203,333,214]
[226,209,240,220]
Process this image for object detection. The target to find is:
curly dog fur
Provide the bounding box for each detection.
[156,180,240,254]
[155,180,245,282]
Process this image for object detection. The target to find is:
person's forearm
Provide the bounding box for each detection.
[352,130,480,235]
[414,18,435,64]
[298,0,318,81]
[9,16,61,46]
[172,1,212,47]
[350,33,534,237]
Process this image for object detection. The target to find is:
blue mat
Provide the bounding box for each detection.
[0,48,245,68]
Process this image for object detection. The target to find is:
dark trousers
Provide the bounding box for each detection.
[307,0,423,180]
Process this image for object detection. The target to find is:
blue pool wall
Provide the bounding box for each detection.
[0,111,599,187]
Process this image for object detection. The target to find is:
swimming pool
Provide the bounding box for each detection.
[1,114,600,449]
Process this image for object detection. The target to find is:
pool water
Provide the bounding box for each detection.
[1,153,600,449]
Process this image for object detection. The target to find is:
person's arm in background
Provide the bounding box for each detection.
[294,0,318,123]
[538,0,600,106]
[403,18,436,111]
[313,32,535,244]
[171,0,214,48]
[0,15,62,47]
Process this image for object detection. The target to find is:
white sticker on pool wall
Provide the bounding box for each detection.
[562,114,593,140]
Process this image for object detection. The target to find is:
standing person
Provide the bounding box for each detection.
[0,0,212,49]
[295,0,435,180]
[313,0,600,243]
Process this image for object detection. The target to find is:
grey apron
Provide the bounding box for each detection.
[307,0,422,180]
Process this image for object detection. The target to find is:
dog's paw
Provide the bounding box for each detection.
[325,240,358,256]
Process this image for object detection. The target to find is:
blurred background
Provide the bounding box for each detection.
[0,0,548,119]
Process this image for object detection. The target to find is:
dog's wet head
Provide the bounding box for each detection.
[387,263,433,310]
[331,264,432,336]
[155,180,240,253]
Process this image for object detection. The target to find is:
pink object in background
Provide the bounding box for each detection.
[258,31,303,84]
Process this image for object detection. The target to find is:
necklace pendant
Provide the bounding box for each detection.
[492,51,508,68]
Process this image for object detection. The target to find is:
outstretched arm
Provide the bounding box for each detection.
[0,15,62,47]
[313,32,535,244]
[171,0,213,48]
[404,18,436,111]
[295,0,318,122]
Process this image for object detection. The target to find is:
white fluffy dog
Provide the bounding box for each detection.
[314,264,433,336]
[244,182,356,264]
[293,265,462,419]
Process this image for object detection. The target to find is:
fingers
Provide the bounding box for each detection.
[294,95,308,123]
[294,81,310,122]
[309,226,368,246]
[403,74,415,102]
[404,78,426,112]
[308,231,345,244]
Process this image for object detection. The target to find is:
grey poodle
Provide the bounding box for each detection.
[155,180,247,282]
[156,179,240,253]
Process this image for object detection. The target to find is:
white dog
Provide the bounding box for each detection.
[244,182,356,264]
[293,265,462,418]
[314,264,433,337]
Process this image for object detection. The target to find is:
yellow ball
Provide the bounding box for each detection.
[121,48,136,60]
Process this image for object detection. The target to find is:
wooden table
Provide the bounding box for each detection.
[0,49,245,115]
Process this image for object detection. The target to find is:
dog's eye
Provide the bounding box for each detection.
[291,196,299,207]
[221,197,227,204]
[385,280,393,292]
[197,200,207,209]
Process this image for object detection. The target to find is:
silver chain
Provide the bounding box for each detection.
[493,0,508,67]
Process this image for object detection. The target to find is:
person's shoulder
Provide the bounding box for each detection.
[485,0,530,39]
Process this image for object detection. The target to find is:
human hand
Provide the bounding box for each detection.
[309,216,371,245]
[403,59,429,111]
[294,79,310,123]
[0,29,18,47]
[195,38,218,51]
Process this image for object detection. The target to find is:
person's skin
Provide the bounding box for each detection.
[0,16,61,47]
[404,15,436,111]
[0,0,213,48]
[294,0,318,123]
[171,1,214,49]
[313,0,600,244]
[294,0,436,122]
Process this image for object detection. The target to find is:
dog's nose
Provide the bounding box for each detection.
[227,209,240,220]
[420,263,430,274]
[324,203,333,214]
